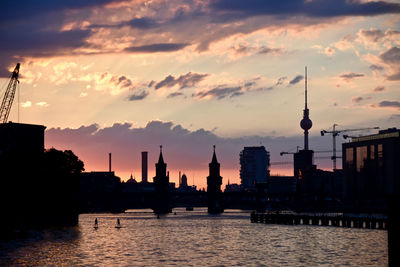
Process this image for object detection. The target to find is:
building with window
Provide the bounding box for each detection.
[342,128,400,209]
[240,146,270,191]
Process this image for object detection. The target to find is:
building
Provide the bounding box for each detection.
[240,146,270,191]
[0,122,46,156]
[141,151,148,183]
[176,172,197,193]
[342,128,400,209]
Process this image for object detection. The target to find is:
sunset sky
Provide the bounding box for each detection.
[1,0,399,188]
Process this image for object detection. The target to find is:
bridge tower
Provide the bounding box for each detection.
[207,145,224,214]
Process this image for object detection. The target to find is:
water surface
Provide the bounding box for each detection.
[0,208,387,266]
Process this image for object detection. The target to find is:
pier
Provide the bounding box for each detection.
[251,212,387,230]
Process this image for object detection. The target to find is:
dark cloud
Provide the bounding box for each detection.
[1,0,123,24]
[379,47,400,80]
[369,64,384,71]
[193,86,242,100]
[339,72,365,81]
[359,29,385,42]
[211,0,400,18]
[45,120,344,178]
[126,17,159,29]
[373,86,385,92]
[154,72,209,90]
[258,47,282,54]
[380,47,400,65]
[167,92,184,98]
[359,29,400,43]
[124,43,189,53]
[111,75,133,89]
[289,75,304,85]
[128,90,148,101]
[231,45,281,56]
[377,100,400,108]
[0,1,125,76]
[352,96,363,103]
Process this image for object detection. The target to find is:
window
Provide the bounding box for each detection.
[378,144,383,168]
[370,145,375,159]
[356,146,367,172]
[346,147,354,166]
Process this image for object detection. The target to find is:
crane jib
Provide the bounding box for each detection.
[0,63,20,123]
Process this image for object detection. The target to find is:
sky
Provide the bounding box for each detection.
[1,0,399,188]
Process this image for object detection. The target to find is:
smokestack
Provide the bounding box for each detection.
[141,151,148,183]
[109,153,112,173]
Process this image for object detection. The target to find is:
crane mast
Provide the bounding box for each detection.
[321,124,379,170]
[0,63,20,123]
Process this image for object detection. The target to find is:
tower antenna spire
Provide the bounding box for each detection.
[300,66,312,150]
[305,66,308,109]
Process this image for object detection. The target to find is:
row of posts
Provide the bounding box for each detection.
[251,212,387,230]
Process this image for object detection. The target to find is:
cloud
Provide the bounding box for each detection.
[193,86,242,100]
[289,75,304,85]
[167,92,184,98]
[369,64,384,71]
[376,100,400,108]
[36,101,49,107]
[379,46,400,80]
[373,86,385,92]
[44,120,338,178]
[351,96,363,103]
[124,43,189,53]
[339,72,365,81]
[21,101,32,108]
[358,28,400,46]
[258,47,281,54]
[211,0,400,18]
[128,90,149,101]
[2,0,400,77]
[154,72,209,90]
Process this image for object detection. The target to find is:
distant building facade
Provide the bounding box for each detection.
[343,128,400,209]
[240,146,270,191]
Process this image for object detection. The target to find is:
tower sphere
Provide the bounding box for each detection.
[300,117,312,130]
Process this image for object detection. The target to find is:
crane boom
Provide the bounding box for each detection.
[321,124,379,170]
[0,63,20,123]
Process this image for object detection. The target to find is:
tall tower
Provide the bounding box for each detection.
[207,145,223,214]
[294,67,315,181]
[300,66,312,150]
[153,145,170,214]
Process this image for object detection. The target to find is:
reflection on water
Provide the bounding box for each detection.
[0,208,387,266]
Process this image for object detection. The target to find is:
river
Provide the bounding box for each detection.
[0,208,387,266]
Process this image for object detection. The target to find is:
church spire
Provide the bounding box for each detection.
[155,145,167,177]
[211,145,218,164]
[158,145,164,164]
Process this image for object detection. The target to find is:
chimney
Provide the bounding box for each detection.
[109,152,112,173]
[141,151,148,183]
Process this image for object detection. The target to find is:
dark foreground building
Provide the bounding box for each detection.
[0,122,82,236]
[343,128,400,210]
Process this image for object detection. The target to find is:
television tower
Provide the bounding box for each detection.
[300,66,312,150]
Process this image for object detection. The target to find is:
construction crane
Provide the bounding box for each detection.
[321,124,379,170]
[0,63,20,123]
